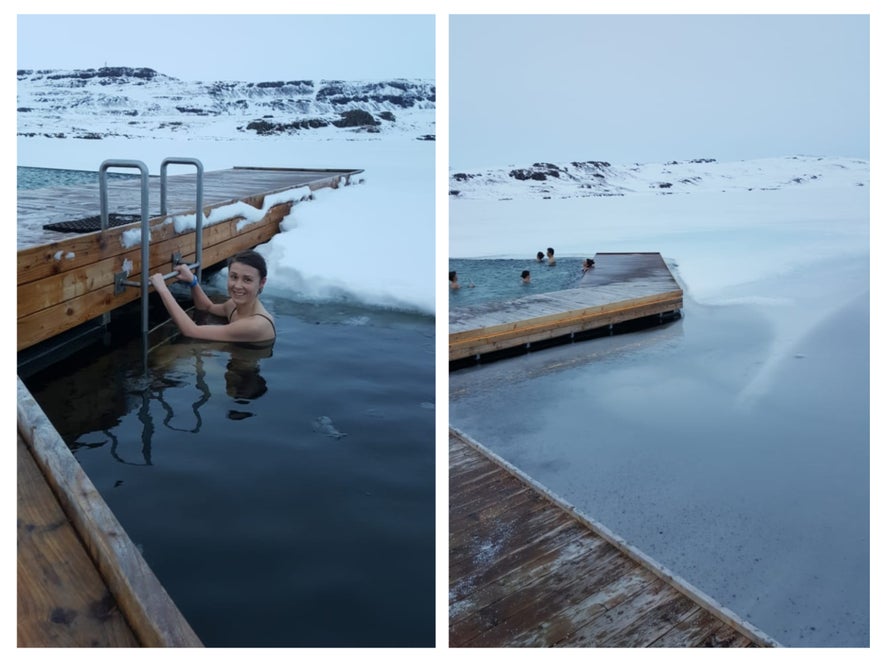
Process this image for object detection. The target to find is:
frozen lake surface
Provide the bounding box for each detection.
[449,182,870,647]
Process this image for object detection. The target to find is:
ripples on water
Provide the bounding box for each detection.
[24,295,436,646]
[449,257,585,307]
[17,165,139,190]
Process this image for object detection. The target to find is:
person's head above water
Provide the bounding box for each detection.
[536,251,545,261]
[449,270,457,281]
[547,247,555,257]
[228,249,268,297]
[230,249,268,280]
[521,269,531,282]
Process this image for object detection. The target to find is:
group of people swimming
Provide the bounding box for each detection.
[450,249,597,290]
[535,247,557,266]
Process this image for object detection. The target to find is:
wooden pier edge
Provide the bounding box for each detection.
[449,291,683,361]
[17,377,203,647]
[449,426,781,648]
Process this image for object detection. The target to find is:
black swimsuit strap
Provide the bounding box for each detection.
[252,313,277,335]
[228,307,276,336]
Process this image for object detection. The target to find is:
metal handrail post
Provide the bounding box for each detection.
[160,157,204,281]
[99,160,150,343]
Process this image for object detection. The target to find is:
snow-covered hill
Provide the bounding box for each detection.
[16,67,436,141]
[449,155,869,200]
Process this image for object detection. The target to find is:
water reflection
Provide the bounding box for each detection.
[151,339,273,428]
[31,336,273,465]
[224,346,272,419]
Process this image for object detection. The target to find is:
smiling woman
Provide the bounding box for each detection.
[151,250,276,347]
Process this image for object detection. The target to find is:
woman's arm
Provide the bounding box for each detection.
[150,274,268,342]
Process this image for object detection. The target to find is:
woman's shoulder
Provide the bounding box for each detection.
[221,298,237,317]
[255,302,274,321]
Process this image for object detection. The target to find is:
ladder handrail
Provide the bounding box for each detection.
[160,157,204,282]
[103,157,206,370]
[99,160,150,339]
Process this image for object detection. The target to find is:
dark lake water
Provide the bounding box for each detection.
[24,296,436,647]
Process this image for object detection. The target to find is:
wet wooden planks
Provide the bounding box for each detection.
[449,428,776,648]
[17,433,140,647]
[449,253,683,361]
[17,166,362,248]
[17,378,202,647]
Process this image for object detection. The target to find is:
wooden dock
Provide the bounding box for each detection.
[17,377,202,647]
[449,428,778,648]
[449,252,683,363]
[17,166,361,352]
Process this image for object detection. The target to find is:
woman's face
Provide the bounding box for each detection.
[227,261,265,304]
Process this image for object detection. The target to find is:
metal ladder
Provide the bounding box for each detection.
[100,157,204,351]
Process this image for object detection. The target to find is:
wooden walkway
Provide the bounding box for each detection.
[17,378,202,647]
[18,166,361,352]
[449,252,682,362]
[449,428,778,648]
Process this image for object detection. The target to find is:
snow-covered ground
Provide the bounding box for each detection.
[449,156,870,646]
[16,68,436,315]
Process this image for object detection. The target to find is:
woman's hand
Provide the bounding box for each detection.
[174,263,195,283]
[150,272,169,291]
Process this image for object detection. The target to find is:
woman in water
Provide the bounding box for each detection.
[150,249,276,346]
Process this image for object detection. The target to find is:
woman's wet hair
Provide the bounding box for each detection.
[229,249,268,280]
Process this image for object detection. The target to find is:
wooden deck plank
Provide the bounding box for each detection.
[17,434,140,647]
[17,378,202,647]
[450,507,578,582]
[452,538,631,646]
[563,578,699,647]
[450,485,551,544]
[449,520,591,613]
[647,607,734,647]
[448,428,777,648]
[18,167,359,250]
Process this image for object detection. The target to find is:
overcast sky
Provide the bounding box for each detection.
[16,14,435,81]
[450,14,870,169]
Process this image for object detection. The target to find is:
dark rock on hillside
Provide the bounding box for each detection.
[332,109,379,128]
[46,67,160,81]
[244,118,331,135]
